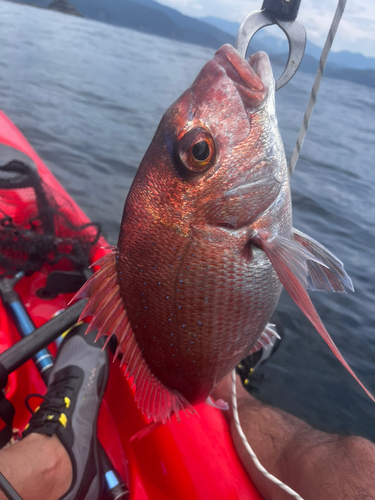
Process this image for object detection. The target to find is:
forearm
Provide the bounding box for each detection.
[0,434,71,500]
[232,392,375,500]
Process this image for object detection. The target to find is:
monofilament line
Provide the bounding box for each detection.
[231,369,305,500]
[289,0,348,175]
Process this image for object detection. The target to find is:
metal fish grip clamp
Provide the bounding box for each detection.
[235,0,306,90]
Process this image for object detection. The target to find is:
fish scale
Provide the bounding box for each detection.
[121,216,282,404]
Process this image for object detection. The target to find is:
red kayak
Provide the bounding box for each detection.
[0,110,263,500]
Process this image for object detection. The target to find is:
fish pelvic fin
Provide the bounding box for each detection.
[254,229,375,403]
[206,396,229,410]
[71,248,197,424]
[293,228,354,293]
[248,323,280,356]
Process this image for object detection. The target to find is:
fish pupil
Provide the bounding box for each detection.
[192,141,210,161]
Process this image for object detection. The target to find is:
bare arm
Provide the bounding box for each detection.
[213,375,375,500]
[0,434,71,500]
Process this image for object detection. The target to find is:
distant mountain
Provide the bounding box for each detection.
[197,15,239,38]
[48,0,82,16]
[12,0,50,6]
[201,15,375,72]
[270,52,375,89]
[131,0,234,47]
[327,50,375,71]
[7,0,375,88]
[11,0,234,47]
[61,0,183,40]
[203,15,375,87]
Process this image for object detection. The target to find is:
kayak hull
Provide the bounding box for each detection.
[0,110,263,500]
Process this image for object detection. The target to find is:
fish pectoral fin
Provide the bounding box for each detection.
[71,248,197,424]
[254,229,375,403]
[293,228,354,293]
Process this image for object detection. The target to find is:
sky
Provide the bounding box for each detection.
[154,0,375,57]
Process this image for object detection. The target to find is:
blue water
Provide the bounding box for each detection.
[0,1,374,440]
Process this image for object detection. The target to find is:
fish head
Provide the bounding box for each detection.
[127,44,286,235]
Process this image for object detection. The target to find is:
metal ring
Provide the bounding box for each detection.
[235,10,306,90]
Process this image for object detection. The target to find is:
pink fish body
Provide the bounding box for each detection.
[75,45,373,423]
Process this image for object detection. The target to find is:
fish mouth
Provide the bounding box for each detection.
[214,45,273,112]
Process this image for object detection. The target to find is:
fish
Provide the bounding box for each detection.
[73,44,374,424]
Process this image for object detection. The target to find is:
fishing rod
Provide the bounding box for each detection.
[0,272,54,385]
[0,301,85,378]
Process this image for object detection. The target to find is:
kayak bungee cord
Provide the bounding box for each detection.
[231,0,348,498]
[289,0,348,174]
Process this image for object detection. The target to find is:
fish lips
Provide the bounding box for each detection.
[214,45,273,114]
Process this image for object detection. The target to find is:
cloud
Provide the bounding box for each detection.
[298,0,375,54]
[155,0,375,57]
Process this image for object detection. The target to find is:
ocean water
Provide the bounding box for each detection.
[0,1,374,440]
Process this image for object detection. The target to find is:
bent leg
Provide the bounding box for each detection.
[0,433,71,500]
[213,375,375,500]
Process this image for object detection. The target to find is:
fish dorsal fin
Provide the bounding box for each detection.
[254,229,375,403]
[71,248,196,424]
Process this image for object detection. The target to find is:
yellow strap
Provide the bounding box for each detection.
[59,413,68,428]
[60,321,84,340]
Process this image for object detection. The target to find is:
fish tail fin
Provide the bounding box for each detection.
[255,229,375,403]
[71,248,197,423]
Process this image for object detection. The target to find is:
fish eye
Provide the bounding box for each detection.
[177,127,216,174]
[192,141,210,162]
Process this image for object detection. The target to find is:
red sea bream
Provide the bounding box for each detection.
[74,44,374,424]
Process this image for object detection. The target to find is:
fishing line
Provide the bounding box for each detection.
[289,0,348,175]
[231,369,305,500]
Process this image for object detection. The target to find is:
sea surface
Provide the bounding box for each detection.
[0,1,374,440]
